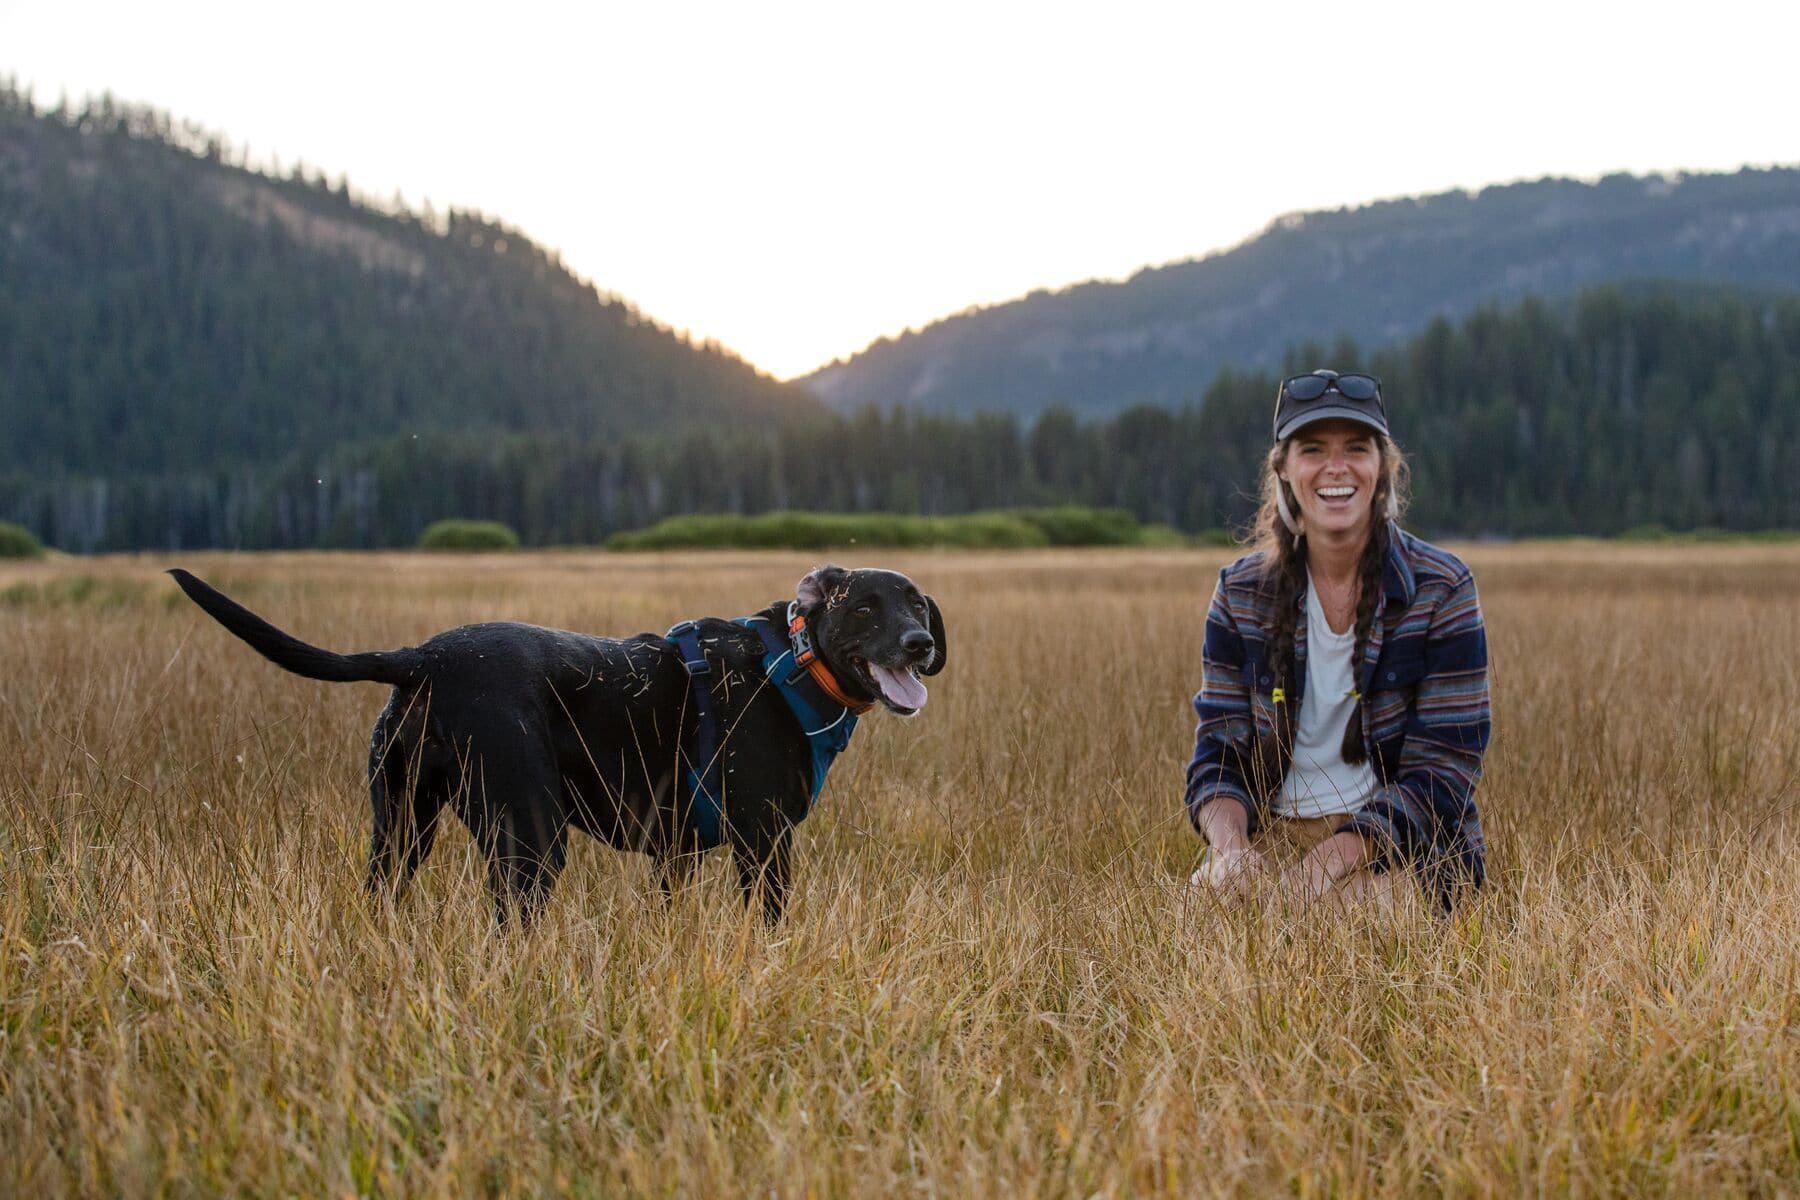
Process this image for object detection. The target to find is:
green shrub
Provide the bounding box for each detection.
[0,521,44,559]
[1004,506,1142,546]
[417,519,520,552]
[605,511,1060,551]
[932,513,1051,549]
[601,507,1228,551]
[598,507,1226,551]
[1137,524,1192,547]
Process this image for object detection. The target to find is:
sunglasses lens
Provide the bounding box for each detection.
[1284,376,1329,402]
[1336,375,1379,401]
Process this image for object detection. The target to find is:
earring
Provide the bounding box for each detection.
[1384,485,1398,521]
[1275,480,1302,535]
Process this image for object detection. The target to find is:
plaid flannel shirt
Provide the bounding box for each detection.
[1184,523,1490,908]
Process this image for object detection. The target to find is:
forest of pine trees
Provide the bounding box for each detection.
[7,284,1799,550]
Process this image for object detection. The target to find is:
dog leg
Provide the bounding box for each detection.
[731,822,794,925]
[366,791,443,901]
[463,743,569,928]
[651,850,702,906]
[480,808,569,929]
[366,700,443,901]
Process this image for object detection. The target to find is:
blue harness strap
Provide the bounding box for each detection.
[667,608,862,849]
[735,611,859,806]
[666,619,726,846]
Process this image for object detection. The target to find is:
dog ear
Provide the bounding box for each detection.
[796,564,847,612]
[920,594,948,676]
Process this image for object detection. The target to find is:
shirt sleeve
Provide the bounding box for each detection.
[1184,569,1257,836]
[1338,567,1490,873]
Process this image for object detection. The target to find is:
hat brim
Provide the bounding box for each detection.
[1275,404,1389,441]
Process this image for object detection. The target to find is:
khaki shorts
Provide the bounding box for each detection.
[1254,813,1357,867]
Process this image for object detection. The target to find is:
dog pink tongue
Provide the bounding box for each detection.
[869,664,928,710]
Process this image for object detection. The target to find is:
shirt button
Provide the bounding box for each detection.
[1260,675,1270,686]
[1386,671,1397,682]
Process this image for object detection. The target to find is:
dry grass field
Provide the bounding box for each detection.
[3,544,1799,1196]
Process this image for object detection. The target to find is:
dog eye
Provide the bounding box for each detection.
[854,604,873,618]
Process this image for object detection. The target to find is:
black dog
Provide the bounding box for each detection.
[167,565,944,924]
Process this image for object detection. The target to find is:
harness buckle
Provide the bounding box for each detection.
[666,620,711,677]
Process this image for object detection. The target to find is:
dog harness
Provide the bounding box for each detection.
[666,602,872,848]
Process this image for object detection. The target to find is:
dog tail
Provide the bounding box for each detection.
[167,568,425,686]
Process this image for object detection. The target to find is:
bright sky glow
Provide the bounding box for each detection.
[3,0,1797,379]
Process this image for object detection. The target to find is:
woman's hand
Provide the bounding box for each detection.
[1281,831,1374,906]
[1189,799,1267,904]
[1279,857,1336,906]
[1189,844,1270,903]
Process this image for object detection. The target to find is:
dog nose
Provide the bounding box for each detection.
[901,629,935,660]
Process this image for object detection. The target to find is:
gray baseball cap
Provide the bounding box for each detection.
[1272,369,1389,441]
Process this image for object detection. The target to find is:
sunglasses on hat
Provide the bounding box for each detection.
[1278,372,1382,404]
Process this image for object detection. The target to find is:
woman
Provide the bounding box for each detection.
[1185,370,1490,914]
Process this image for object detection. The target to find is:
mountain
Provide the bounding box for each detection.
[801,168,1800,419]
[0,88,823,478]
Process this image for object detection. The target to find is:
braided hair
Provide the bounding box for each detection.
[1246,434,1409,787]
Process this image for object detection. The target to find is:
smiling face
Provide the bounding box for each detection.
[796,566,946,716]
[1279,419,1383,542]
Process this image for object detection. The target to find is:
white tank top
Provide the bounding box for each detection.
[1273,571,1380,818]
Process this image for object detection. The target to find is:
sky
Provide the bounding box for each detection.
[3,0,1797,380]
